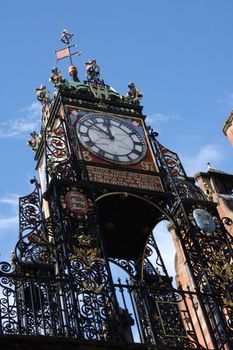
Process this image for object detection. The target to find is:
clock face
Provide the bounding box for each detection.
[76,114,147,164]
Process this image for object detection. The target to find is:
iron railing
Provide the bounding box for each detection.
[0,262,218,349]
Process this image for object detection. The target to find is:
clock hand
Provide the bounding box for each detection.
[91,125,110,137]
[103,120,115,140]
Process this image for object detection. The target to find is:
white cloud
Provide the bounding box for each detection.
[182,144,224,176]
[147,112,181,126]
[0,101,41,139]
[0,194,19,232]
[0,216,18,230]
[0,194,19,208]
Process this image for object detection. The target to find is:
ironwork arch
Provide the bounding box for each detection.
[96,192,175,281]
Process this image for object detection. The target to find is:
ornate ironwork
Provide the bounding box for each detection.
[3,176,204,347]
[159,143,187,179]
[174,178,206,201]
[149,128,233,349]
[16,180,55,273]
[45,116,70,177]
[2,102,228,349]
[0,254,216,347]
[45,182,122,341]
[108,258,137,278]
[3,30,233,349]
[18,179,42,239]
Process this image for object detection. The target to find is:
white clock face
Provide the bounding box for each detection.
[76,114,147,164]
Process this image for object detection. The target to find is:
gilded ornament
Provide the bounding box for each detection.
[97,101,108,109]
[207,261,233,308]
[207,262,233,282]
[125,82,143,101]
[47,160,56,175]
[72,247,104,267]
[41,104,50,128]
[78,235,91,247]
[49,67,64,87]
[27,131,42,151]
[120,192,128,200]
[223,298,233,308]
[35,85,50,105]
[82,280,104,294]
[85,59,104,85]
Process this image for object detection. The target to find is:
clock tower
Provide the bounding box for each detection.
[0,31,232,350]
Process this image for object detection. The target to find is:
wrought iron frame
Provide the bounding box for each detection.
[0,93,232,350]
[149,128,233,349]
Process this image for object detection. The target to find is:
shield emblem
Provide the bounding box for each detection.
[193,209,216,232]
[65,191,89,217]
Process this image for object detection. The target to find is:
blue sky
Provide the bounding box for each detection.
[0,1,233,271]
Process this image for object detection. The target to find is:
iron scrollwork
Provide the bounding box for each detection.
[174,178,207,201]
[45,117,70,177]
[16,179,54,269]
[159,144,187,179]
[46,184,122,341]
[175,203,233,348]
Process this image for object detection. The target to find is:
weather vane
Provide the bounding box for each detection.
[55,29,81,81]
[60,29,73,45]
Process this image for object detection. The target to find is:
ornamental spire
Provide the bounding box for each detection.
[55,29,81,82]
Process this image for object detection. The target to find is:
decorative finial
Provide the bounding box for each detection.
[85,59,105,85]
[54,29,81,82]
[125,82,143,102]
[147,125,159,138]
[27,131,41,151]
[49,67,64,87]
[35,85,50,105]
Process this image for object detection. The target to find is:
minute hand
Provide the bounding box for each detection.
[103,120,115,140]
[91,124,110,137]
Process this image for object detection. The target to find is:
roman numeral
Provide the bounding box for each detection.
[84,118,96,126]
[86,140,95,147]
[83,121,93,127]
[98,150,105,158]
[132,149,142,156]
[80,131,88,137]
